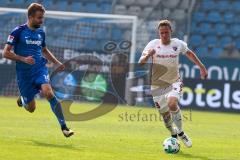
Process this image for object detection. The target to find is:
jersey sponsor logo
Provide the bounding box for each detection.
[156,54,177,58]
[44,74,50,82]
[7,35,14,43]
[26,39,42,46]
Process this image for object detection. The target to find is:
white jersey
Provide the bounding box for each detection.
[141,38,188,90]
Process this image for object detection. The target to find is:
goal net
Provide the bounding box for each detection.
[0,7,137,103]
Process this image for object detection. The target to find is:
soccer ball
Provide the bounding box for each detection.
[163,137,180,154]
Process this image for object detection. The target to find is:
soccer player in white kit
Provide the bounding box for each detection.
[139,20,208,148]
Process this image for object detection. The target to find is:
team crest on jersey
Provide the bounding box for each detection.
[173,46,177,51]
[7,35,14,43]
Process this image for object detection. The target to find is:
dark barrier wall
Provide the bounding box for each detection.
[179,56,240,81]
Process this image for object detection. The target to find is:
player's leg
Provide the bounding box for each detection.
[168,96,192,147]
[168,97,182,132]
[34,66,73,137]
[41,83,74,137]
[161,110,178,138]
[17,76,38,113]
[25,99,36,113]
[167,81,192,147]
[153,95,177,138]
[17,96,36,113]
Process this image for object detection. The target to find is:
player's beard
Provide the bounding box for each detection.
[32,24,41,28]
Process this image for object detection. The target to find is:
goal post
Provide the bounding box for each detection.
[0,7,137,104]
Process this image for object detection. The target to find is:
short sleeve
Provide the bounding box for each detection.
[6,26,22,46]
[179,40,189,55]
[42,31,46,48]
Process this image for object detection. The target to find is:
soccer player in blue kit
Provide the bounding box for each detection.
[3,3,74,137]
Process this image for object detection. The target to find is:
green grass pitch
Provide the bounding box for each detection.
[0,96,240,160]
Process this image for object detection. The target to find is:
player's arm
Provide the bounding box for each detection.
[138,49,155,65]
[42,47,65,70]
[185,50,208,79]
[3,44,35,64]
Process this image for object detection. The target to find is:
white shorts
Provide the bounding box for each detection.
[152,80,183,113]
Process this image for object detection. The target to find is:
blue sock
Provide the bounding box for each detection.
[48,96,66,129]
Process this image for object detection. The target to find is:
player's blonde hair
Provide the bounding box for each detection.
[157,20,172,31]
[27,3,45,17]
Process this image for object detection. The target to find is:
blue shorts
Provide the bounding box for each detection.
[17,67,49,104]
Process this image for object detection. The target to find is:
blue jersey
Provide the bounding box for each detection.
[7,23,47,72]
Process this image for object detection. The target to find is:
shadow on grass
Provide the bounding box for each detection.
[31,140,83,151]
[177,151,213,160]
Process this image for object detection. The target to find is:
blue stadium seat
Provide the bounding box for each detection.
[79,26,93,38]
[99,0,113,3]
[77,39,86,48]
[177,31,184,40]
[195,47,208,57]
[84,2,98,13]
[190,34,202,47]
[220,36,232,47]
[206,35,217,47]
[0,1,7,6]
[191,22,201,33]
[13,0,23,6]
[216,1,230,11]
[232,1,240,12]
[57,1,68,11]
[214,23,226,36]
[111,28,123,40]
[236,39,240,50]
[99,3,112,13]
[223,12,235,24]
[200,0,215,11]
[71,2,83,12]
[25,0,35,6]
[199,23,212,35]
[192,12,205,23]
[86,40,98,50]
[230,24,240,37]
[207,11,221,23]
[95,28,109,39]
[210,47,223,57]
[42,1,54,10]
